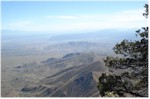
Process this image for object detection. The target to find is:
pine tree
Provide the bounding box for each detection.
[97,4,148,97]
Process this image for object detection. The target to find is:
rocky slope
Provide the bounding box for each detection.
[19,53,107,97]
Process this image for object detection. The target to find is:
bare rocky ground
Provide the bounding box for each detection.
[1,41,113,97]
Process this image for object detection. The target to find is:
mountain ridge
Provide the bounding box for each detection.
[20,53,107,97]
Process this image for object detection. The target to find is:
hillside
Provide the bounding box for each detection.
[21,60,107,97]
[2,52,107,97]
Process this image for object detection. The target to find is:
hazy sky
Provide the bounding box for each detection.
[2,1,148,33]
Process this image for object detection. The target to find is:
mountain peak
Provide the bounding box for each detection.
[62,53,81,58]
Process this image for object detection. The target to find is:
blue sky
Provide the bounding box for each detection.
[1,1,148,33]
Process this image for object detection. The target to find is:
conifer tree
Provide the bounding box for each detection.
[97,4,148,97]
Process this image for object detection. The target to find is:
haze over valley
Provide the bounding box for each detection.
[1,1,148,97]
[1,29,138,97]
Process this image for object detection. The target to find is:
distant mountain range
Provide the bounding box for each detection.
[2,29,137,43]
[1,30,51,42]
[49,29,137,43]
[44,41,114,56]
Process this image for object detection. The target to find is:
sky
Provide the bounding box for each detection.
[1,0,148,34]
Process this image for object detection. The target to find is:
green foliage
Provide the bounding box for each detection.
[104,91,119,97]
[97,73,124,97]
[97,4,148,97]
